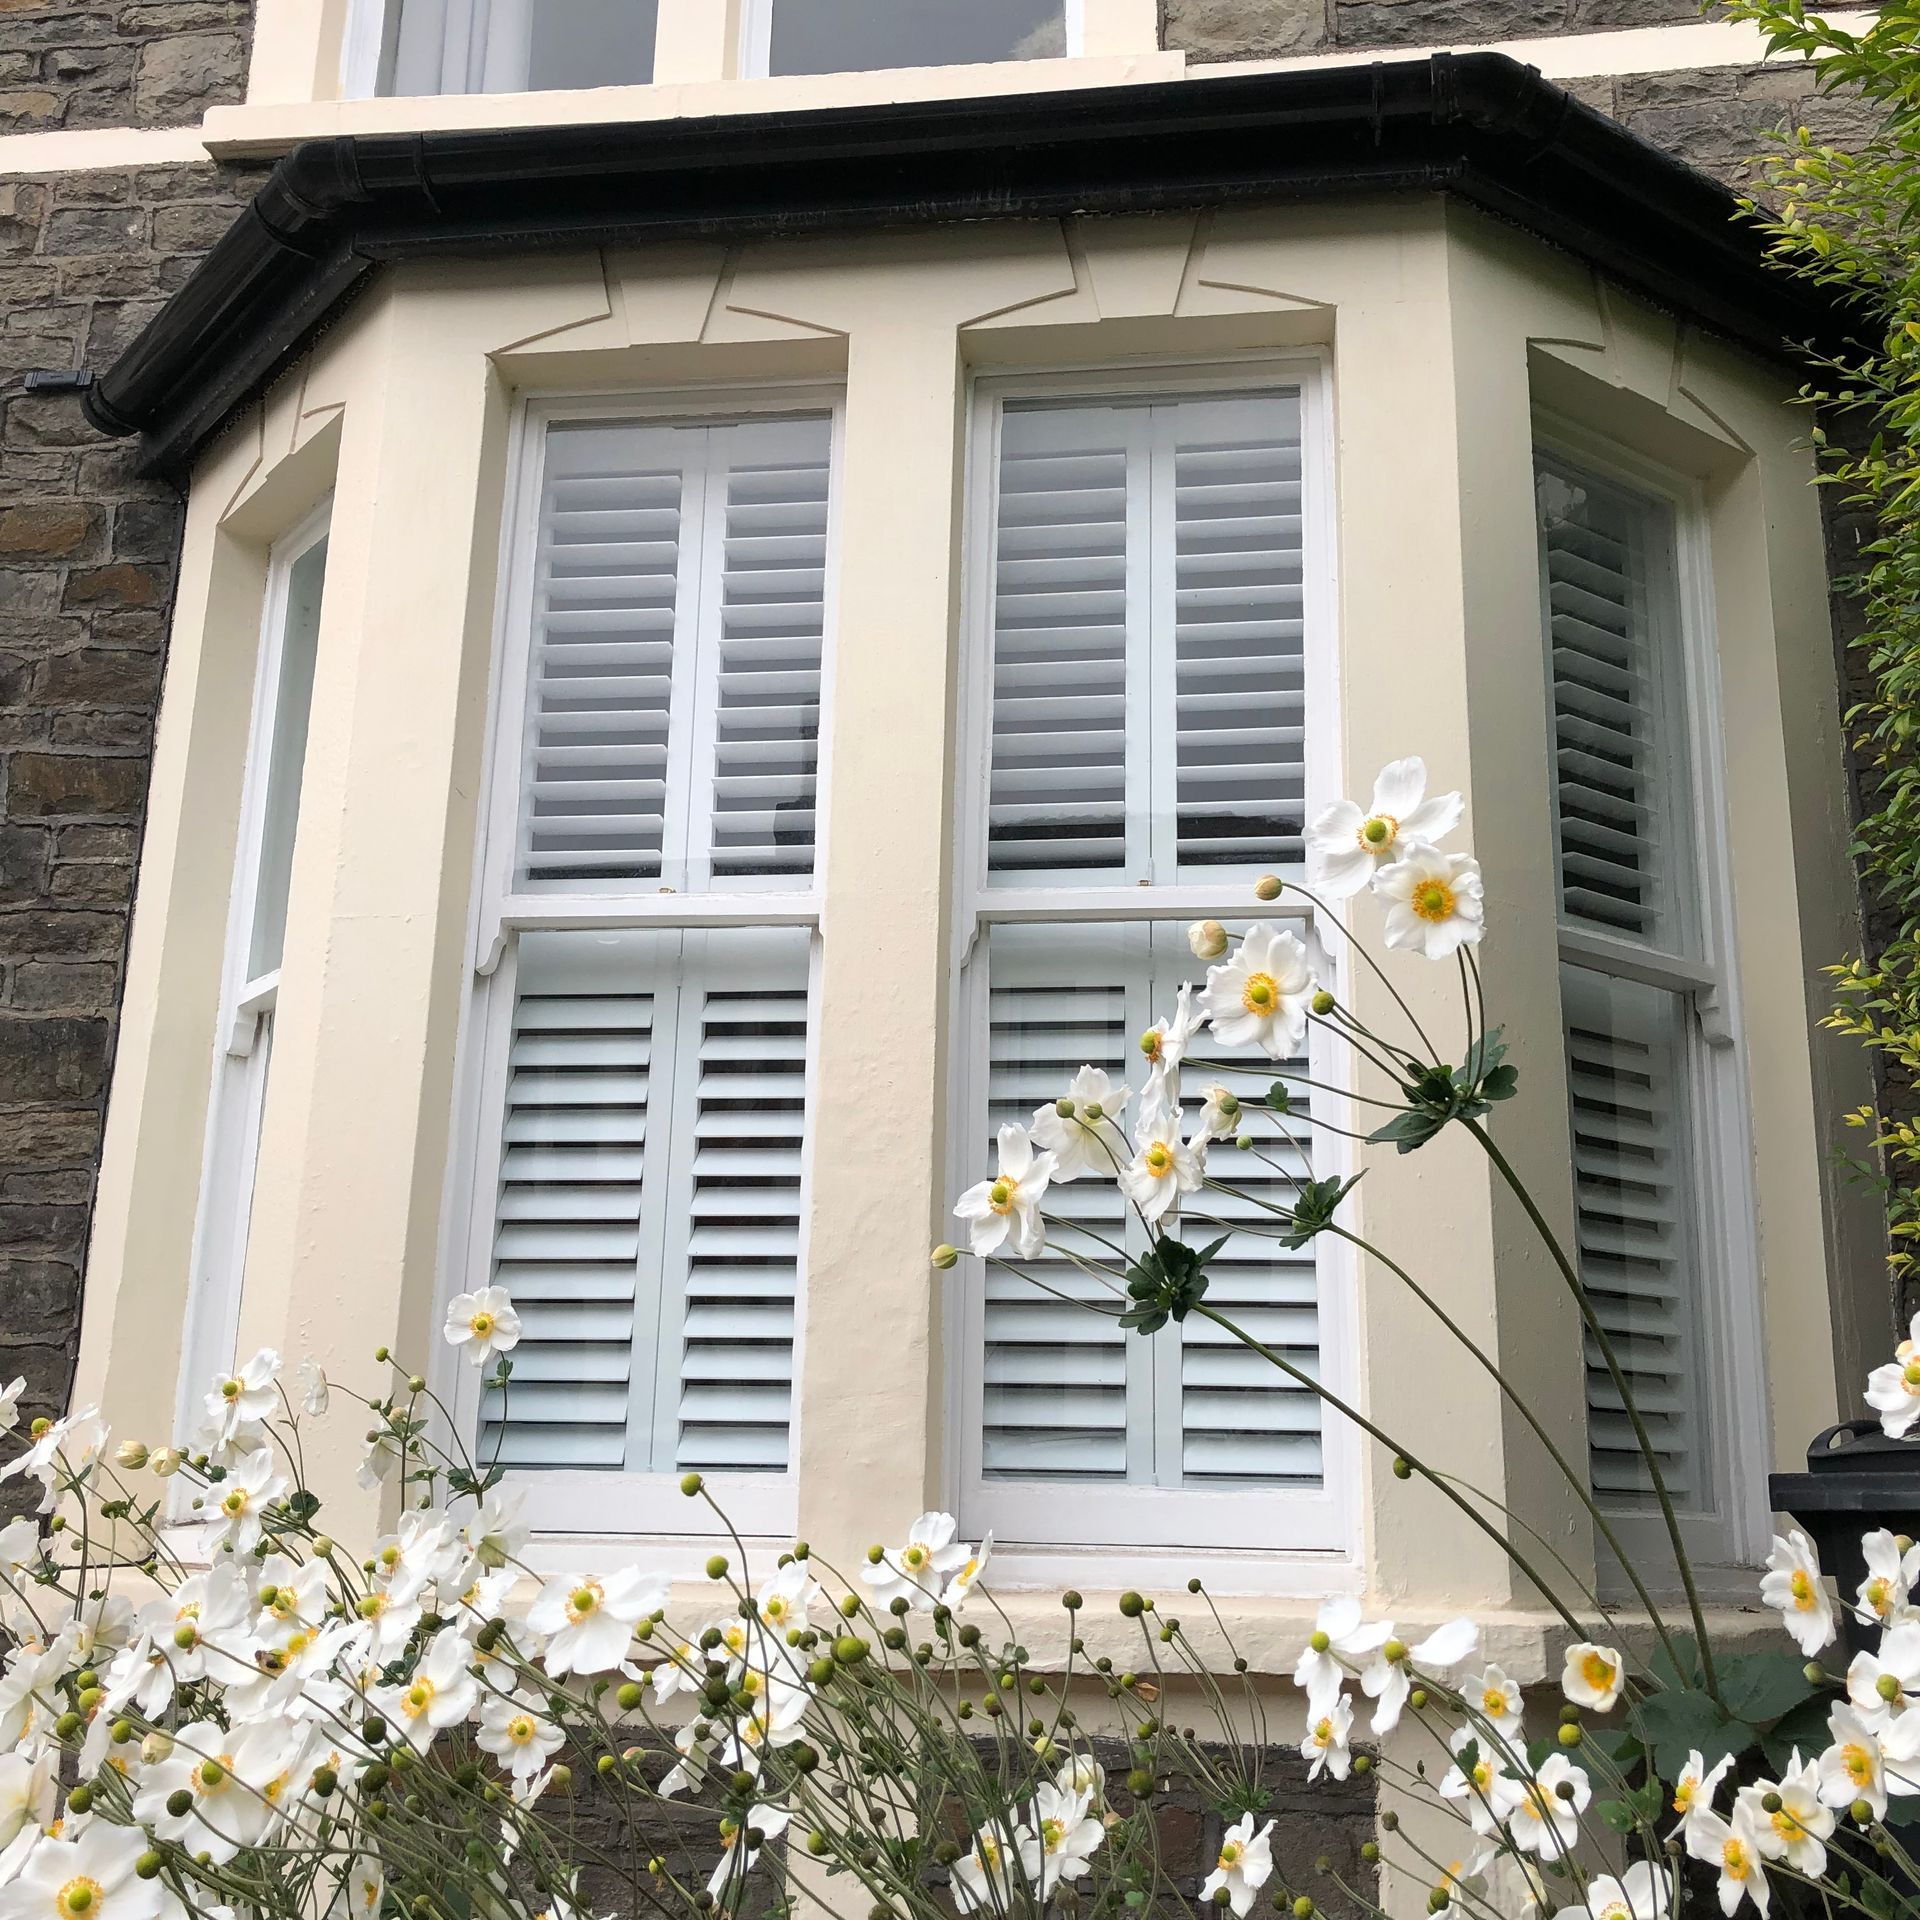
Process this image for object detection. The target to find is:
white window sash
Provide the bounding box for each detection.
[948,359,1354,1559]
[177,502,332,1441]
[1535,423,1768,1578]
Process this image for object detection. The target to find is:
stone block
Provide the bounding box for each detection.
[0,1105,102,1164]
[42,205,146,256]
[1164,0,1330,56]
[151,199,236,253]
[0,1203,88,1263]
[0,89,62,133]
[133,30,244,125]
[54,825,135,862]
[35,646,162,707]
[0,1014,109,1104]
[60,561,163,610]
[9,962,116,1012]
[5,394,100,451]
[8,753,147,819]
[0,502,101,561]
[50,712,150,753]
[0,825,48,904]
[47,853,133,897]
[0,182,48,254]
[0,1263,81,1343]
[1333,0,1563,40]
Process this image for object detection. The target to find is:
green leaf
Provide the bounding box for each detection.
[1718,1649,1821,1726]
[1265,1084,1292,1113]
[1627,1689,1757,1782]
[1597,1799,1636,1834]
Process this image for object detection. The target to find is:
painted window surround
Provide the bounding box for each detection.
[74,198,1875,1653]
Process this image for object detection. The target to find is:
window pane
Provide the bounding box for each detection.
[1560,966,1711,1516]
[247,536,327,983]
[980,921,1323,1489]
[479,926,809,1476]
[987,393,1307,887]
[1537,460,1693,954]
[770,0,1065,75]
[527,0,656,89]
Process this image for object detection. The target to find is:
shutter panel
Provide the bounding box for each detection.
[705,419,830,883]
[988,406,1137,880]
[517,424,685,891]
[978,925,1322,1489]
[1168,396,1308,875]
[1539,469,1680,948]
[481,933,653,1470]
[1560,967,1704,1513]
[674,933,810,1472]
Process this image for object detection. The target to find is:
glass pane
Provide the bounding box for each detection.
[770,0,1065,75]
[246,537,327,983]
[527,0,657,89]
[979,921,1323,1489]
[1560,966,1711,1516]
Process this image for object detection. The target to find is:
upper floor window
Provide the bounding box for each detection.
[449,402,838,1538]
[951,370,1346,1558]
[1535,440,1760,1572]
[374,0,657,95]
[750,0,1067,76]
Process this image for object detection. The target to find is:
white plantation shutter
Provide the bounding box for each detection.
[987,394,1306,886]
[516,415,829,895]
[1539,469,1686,949]
[477,926,810,1478]
[1560,968,1706,1512]
[979,924,1323,1492]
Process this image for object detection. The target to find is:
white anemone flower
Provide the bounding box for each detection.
[0,1381,23,1435]
[459,1485,530,1580]
[1559,1640,1626,1713]
[0,1520,37,1579]
[1507,1754,1590,1860]
[1818,1704,1893,1818]
[478,1691,565,1788]
[659,1719,718,1798]
[1195,1084,1242,1142]
[1292,1596,1393,1716]
[1737,1751,1834,1877]
[951,1827,1024,1917]
[1375,846,1485,960]
[941,1535,992,1610]
[706,1805,790,1901]
[1139,983,1203,1081]
[203,1446,289,1556]
[954,1124,1057,1260]
[1200,922,1314,1060]
[753,1560,820,1637]
[1760,1530,1836,1656]
[1301,1696,1354,1781]
[0,1407,104,1513]
[1119,1069,1205,1226]
[1030,1066,1133,1184]
[1023,1783,1104,1891]
[376,1627,480,1751]
[444,1286,522,1365]
[202,1349,280,1451]
[1439,1724,1526,1835]
[1466,1664,1525,1738]
[1866,1314,1920,1437]
[1362,1617,1478,1735]
[1306,758,1464,898]
[1846,1621,1920,1729]
[1670,1749,1735,1840]
[0,1752,53,1852]
[864,1512,970,1610]
[1553,1862,1673,1920]
[1856,1528,1920,1627]
[1688,1805,1772,1916]
[1199,1815,1274,1918]
[295,1357,329,1417]
[526,1568,668,1676]
[0,1821,176,1920]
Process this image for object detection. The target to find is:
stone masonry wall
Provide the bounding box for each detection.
[0,158,263,1504]
[0,2,254,134]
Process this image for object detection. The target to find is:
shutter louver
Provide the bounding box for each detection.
[519,425,683,891]
[988,408,1135,879]
[1561,966,1703,1513]
[1541,481,1677,946]
[707,420,830,882]
[677,973,807,1472]
[1170,398,1307,874]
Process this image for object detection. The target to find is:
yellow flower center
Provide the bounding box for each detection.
[221,1489,248,1517]
[470,1311,495,1338]
[57,1878,103,1917]
[1672,1780,1695,1814]
[1904,1361,1920,1389]
[1041,1819,1066,1851]
[1471,1762,1492,1790]
[1359,814,1398,852]
[764,1596,788,1621]
[195,1756,234,1795]
[1773,1806,1805,1842]
[567,1583,602,1623]
[1846,1744,1874,1784]
[903,1545,928,1570]
[1790,1569,1817,1610]
[1481,1686,1507,1716]
[1144,1142,1175,1178]
[988,1180,1014,1214]
[1243,972,1278,1014]
[1313,1717,1334,1746]
[1581,1650,1616,1691]
[1723,1839,1750,1881]
[509,1716,536,1746]
[1411,878,1456,923]
[1218,1841,1243,1871]
[978,1836,1002,1872]
[404,1679,435,1717]
[1868,1577,1893,1616]
[221,1379,242,1402]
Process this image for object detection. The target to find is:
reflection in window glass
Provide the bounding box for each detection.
[769,0,1065,75]
[387,0,656,95]
[526,0,657,89]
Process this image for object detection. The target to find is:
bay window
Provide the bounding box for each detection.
[1535,440,1763,1573]
[950,370,1349,1556]
[447,403,837,1536]
[178,506,330,1427]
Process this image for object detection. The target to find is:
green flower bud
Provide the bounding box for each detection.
[134,1853,164,1881]
[1310,991,1335,1017]
[1254,875,1283,902]
[705,1555,728,1580]
[930,1245,959,1270]
[834,1636,869,1664]
[1118,1592,1146,1617]
[1392,1457,1413,1480]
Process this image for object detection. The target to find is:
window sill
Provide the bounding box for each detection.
[205,52,1185,161]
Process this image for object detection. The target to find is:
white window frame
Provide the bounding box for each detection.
[944,358,1360,1587]
[341,0,664,98]
[176,500,332,1444]
[439,386,843,1547]
[740,0,1083,79]
[1535,416,1771,1584]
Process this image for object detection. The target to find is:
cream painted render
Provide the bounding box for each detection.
[76,190,1872,1641]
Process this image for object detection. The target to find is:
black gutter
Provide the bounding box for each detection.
[88,51,1862,475]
